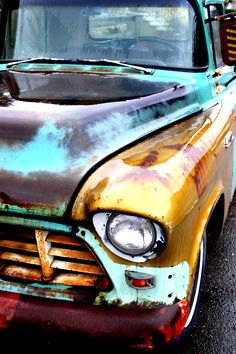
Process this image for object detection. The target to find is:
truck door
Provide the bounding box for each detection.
[205,2,236,196]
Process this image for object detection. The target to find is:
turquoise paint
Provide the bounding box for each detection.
[77,227,189,306]
[0,202,67,217]
[0,67,201,218]
[0,215,72,233]
[0,121,70,175]
[0,64,7,71]
[204,0,225,5]
[0,279,76,302]
[0,0,234,311]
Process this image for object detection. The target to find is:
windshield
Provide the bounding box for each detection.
[0,0,206,69]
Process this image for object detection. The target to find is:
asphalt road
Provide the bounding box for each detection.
[1,194,235,353]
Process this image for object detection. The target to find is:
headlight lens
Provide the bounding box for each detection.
[106,214,156,255]
[93,212,166,262]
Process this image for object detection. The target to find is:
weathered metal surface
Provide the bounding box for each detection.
[0,215,72,233]
[0,277,98,302]
[48,246,94,261]
[77,227,189,307]
[0,0,235,348]
[51,260,103,275]
[2,69,174,102]
[9,63,147,75]
[0,252,40,265]
[0,225,107,289]
[0,69,200,218]
[0,239,38,253]
[72,99,236,291]
[0,291,20,329]
[35,230,54,281]
[72,103,221,220]
[0,290,188,350]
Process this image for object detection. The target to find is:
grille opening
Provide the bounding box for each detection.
[1,247,38,257]
[0,225,111,291]
[52,255,99,266]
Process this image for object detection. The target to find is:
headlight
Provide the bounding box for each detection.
[93,212,166,262]
[107,214,155,255]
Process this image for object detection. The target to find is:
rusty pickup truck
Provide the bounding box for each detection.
[0,0,236,351]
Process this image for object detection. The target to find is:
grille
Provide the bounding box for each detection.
[0,224,107,288]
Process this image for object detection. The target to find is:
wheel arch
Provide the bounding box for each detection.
[206,193,225,240]
[181,193,225,338]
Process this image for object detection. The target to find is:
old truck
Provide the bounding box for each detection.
[0,0,236,351]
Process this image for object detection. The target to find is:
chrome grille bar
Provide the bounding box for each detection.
[0,225,107,288]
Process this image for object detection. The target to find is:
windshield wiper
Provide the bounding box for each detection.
[86,59,153,75]
[6,57,72,68]
[6,57,153,75]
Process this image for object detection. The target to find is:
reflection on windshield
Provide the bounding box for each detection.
[1,0,201,68]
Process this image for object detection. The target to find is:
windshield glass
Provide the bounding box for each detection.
[0,0,206,69]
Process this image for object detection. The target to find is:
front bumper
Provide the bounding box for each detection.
[0,290,189,351]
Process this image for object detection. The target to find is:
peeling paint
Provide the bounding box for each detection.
[0,70,200,217]
[0,0,235,347]
[76,227,189,307]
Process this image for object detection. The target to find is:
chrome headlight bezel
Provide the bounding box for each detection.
[92,212,166,262]
[106,213,156,256]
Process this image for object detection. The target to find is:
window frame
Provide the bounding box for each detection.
[206,4,224,68]
[0,0,209,71]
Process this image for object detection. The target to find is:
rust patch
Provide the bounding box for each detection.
[164,143,186,151]
[162,140,209,198]
[185,145,208,198]
[117,168,171,189]
[0,291,184,347]
[0,291,20,328]
[141,150,159,168]
[0,192,17,205]
[35,230,54,281]
[123,150,159,168]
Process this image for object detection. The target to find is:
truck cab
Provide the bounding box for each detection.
[0,0,235,350]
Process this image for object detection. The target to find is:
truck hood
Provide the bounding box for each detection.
[0,68,200,218]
